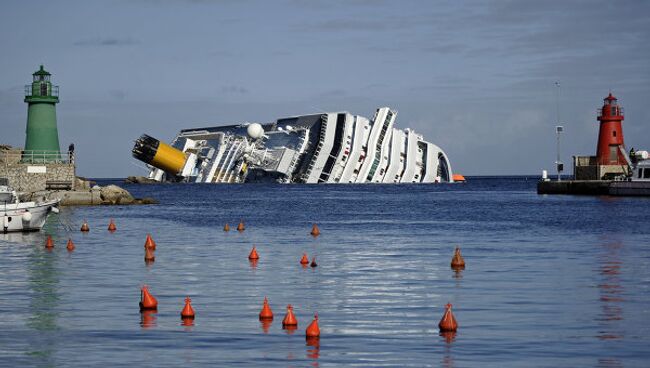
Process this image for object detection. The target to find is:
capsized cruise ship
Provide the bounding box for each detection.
[132,107,454,184]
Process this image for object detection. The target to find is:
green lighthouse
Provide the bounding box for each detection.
[23,65,61,162]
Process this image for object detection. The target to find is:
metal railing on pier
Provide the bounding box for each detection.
[1,150,74,165]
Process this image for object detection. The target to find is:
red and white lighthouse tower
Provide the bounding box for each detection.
[596,93,626,165]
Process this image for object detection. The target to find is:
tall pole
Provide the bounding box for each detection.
[555,81,561,182]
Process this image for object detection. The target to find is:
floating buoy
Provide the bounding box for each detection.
[180,296,195,319]
[259,296,274,320]
[282,304,298,327]
[452,173,466,182]
[310,224,320,236]
[248,246,259,260]
[223,223,230,232]
[305,313,320,338]
[237,220,245,232]
[451,247,465,270]
[438,303,458,332]
[300,253,309,265]
[108,219,117,232]
[144,247,155,262]
[181,317,194,327]
[144,233,156,250]
[66,238,75,251]
[45,235,54,249]
[80,221,90,232]
[310,256,318,268]
[139,285,158,311]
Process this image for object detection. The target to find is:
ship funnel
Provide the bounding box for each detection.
[132,134,188,176]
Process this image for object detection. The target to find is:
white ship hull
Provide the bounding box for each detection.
[133,107,454,184]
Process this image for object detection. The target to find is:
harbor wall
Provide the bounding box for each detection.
[0,162,75,193]
[538,180,650,196]
[537,180,610,195]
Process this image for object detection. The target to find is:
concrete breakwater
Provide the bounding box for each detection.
[537,180,650,196]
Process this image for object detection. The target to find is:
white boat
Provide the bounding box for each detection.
[1,185,60,232]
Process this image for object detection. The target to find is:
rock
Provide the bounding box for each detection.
[134,197,159,204]
[125,176,159,184]
[100,184,135,204]
[75,176,95,190]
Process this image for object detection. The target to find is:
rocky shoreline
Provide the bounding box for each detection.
[20,183,157,206]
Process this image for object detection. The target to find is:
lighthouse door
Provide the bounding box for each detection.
[609,145,618,163]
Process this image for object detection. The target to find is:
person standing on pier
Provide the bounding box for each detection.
[68,143,74,164]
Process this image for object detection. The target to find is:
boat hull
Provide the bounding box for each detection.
[1,199,59,233]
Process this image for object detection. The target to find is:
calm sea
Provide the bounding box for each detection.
[1,177,649,367]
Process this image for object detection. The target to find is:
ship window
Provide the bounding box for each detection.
[639,169,643,178]
[644,168,650,179]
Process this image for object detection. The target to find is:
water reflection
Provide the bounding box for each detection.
[259,319,272,333]
[596,240,624,341]
[140,310,157,329]
[439,331,456,368]
[26,235,61,366]
[181,316,194,330]
[594,239,624,367]
[283,325,297,335]
[306,337,320,366]
[452,269,463,280]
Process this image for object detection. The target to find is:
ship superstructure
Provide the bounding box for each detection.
[132,107,453,184]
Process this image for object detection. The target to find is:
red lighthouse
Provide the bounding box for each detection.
[596,93,626,165]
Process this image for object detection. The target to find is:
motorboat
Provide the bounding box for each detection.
[1,184,60,232]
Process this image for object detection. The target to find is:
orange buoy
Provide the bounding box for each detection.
[248,246,259,260]
[223,223,230,232]
[451,247,465,269]
[144,233,156,250]
[45,235,54,249]
[438,303,458,332]
[66,238,75,251]
[237,219,245,232]
[452,173,466,182]
[80,221,90,232]
[180,296,196,319]
[181,317,194,327]
[310,223,320,236]
[259,296,274,320]
[310,256,318,268]
[108,219,117,232]
[144,247,155,262]
[305,313,320,338]
[139,285,158,311]
[300,253,309,265]
[282,304,298,327]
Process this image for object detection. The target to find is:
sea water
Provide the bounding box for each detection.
[0,177,649,367]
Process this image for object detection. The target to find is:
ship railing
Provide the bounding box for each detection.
[1,150,74,165]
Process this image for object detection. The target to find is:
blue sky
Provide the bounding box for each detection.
[1,0,649,177]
